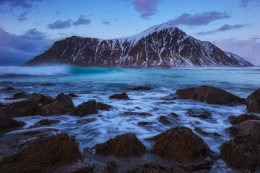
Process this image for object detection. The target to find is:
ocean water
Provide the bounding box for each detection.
[0,66,260,172]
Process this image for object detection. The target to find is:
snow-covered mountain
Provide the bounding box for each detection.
[25,22,253,67]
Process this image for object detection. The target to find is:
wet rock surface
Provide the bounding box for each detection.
[124,86,152,91]
[176,85,245,105]
[95,133,146,158]
[0,116,25,133]
[71,100,98,116]
[228,114,260,125]
[150,127,213,165]
[187,108,211,119]
[97,102,113,111]
[246,88,260,113]
[109,92,130,100]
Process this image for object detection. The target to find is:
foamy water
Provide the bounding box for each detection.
[0,66,259,172]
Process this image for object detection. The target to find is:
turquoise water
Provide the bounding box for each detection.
[0,66,260,172]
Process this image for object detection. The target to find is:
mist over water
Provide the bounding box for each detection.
[0,65,260,172]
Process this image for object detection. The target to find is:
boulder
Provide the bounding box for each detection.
[0,116,25,133]
[150,127,212,164]
[220,138,259,172]
[41,95,75,116]
[71,100,98,116]
[0,133,83,173]
[3,86,15,92]
[159,116,172,124]
[124,112,152,117]
[124,86,152,91]
[176,86,245,105]
[69,93,79,97]
[228,114,260,125]
[0,100,41,117]
[6,92,28,100]
[109,92,129,100]
[29,119,60,128]
[128,163,176,173]
[246,88,260,113]
[187,108,211,119]
[97,102,113,111]
[27,93,54,106]
[95,133,146,158]
[228,120,260,143]
[137,121,152,126]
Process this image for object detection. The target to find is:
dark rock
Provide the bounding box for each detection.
[228,120,260,143]
[0,116,25,133]
[30,119,60,128]
[4,86,14,91]
[177,157,213,171]
[161,94,177,101]
[124,86,152,91]
[109,92,129,100]
[194,127,221,137]
[187,108,211,119]
[246,88,260,113]
[56,93,65,99]
[71,100,98,116]
[97,102,113,111]
[77,118,97,124]
[128,163,176,173]
[27,93,54,106]
[0,133,83,173]
[69,93,79,97]
[159,116,172,124]
[150,127,212,164]
[138,121,152,126]
[169,112,179,118]
[95,133,146,158]
[70,164,96,173]
[124,112,152,117]
[220,138,259,172]
[228,114,260,125]
[5,92,28,100]
[0,100,41,117]
[176,86,245,105]
[41,95,75,116]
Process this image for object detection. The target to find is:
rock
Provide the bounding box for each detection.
[124,112,152,116]
[160,94,177,101]
[176,86,245,105]
[228,120,260,143]
[71,100,98,116]
[0,116,25,133]
[124,86,152,91]
[97,102,113,111]
[41,95,75,116]
[30,119,60,128]
[159,116,172,124]
[177,157,213,171]
[109,92,129,100]
[0,133,83,173]
[128,163,177,173]
[6,92,28,100]
[70,164,96,173]
[220,138,259,172]
[228,114,260,125]
[246,88,260,113]
[150,127,212,164]
[4,86,14,92]
[0,100,41,117]
[169,112,179,118]
[69,93,79,97]
[95,133,146,158]
[194,127,221,137]
[138,121,152,126]
[187,108,211,119]
[27,93,54,106]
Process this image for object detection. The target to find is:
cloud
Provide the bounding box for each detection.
[17,11,29,21]
[73,15,91,26]
[48,20,72,30]
[168,11,230,26]
[240,0,260,7]
[132,0,163,19]
[214,38,260,65]
[102,20,111,25]
[0,27,53,65]
[197,24,248,35]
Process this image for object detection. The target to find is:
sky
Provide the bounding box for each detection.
[0,0,260,65]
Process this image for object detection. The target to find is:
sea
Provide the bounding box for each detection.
[0,65,260,172]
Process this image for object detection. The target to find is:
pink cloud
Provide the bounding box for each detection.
[132,0,162,19]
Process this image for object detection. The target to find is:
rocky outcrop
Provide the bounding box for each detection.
[27,93,54,106]
[176,86,245,105]
[70,100,98,116]
[0,116,25,133]
[187,108,211,119]
[95,133,146,158]
[228,114,260,125]
[150,127,213,165]
[246,88,260,113]
[124,86,152,91]
[109,92,130,100]
[25,23,253,67]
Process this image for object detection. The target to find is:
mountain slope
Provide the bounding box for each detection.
[25,23,253,67]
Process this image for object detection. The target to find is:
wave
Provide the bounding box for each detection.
[0,66,123,77]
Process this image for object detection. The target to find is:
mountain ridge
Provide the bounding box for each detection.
[25,22,253,67]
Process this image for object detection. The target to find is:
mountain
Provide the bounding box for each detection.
[25,23,253,67]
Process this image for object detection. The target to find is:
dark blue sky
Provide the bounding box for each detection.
[0,0,260,65]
